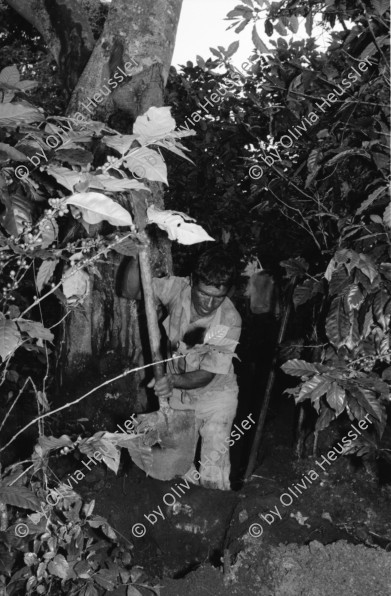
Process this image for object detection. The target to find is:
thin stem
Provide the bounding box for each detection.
[0,376,33,434]
[19,232,136,319]
[0,355,183,454]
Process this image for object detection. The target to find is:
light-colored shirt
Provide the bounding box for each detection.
[153,276,241,397]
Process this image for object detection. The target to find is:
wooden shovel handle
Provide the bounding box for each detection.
[138,238,164,381]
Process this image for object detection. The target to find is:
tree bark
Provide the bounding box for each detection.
[5,0,95,93]
[6,0,182,419]
[67,0,182,123]
[58,0,181,417]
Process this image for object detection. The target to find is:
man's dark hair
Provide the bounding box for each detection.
[192,246,236,288]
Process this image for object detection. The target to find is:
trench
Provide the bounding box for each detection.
[4,312,391,589]
[49,310,391,585]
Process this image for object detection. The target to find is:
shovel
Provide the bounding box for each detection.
[131,199,196,480]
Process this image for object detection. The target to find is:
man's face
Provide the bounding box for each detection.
[191,281,228,317]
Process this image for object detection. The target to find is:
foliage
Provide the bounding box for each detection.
[0,464,157,595]
[164,0,390,445]
[0,72,210,592]
[0,97,198,371]
[0,2,66,115]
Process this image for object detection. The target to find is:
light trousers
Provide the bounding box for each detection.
[171,387,238,490]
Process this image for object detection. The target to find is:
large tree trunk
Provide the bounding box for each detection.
[67,0,182,123]
[59,0,182,418]
[6,0,182,421]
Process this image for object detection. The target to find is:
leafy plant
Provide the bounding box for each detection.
[0,464,158,595]
[163,0,390,447]
[0,69,216,593]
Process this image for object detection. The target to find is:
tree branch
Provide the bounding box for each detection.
[5,0,62,63]
[0,356,183,454]
[5,0,95,93]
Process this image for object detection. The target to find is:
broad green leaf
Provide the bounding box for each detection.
[62,268,90,303]
[348,386,387,436]
[280,257,308,279]
[91,174,149,193]
[124,147,168,185]
[347,284,364,310]
[0,188,33,236]
[264,19,274,36]
[0,102,44,126]
[176,222,215,245]
[204,325,229,343]
[315,405,336,430]
[0,65,19,85]
[0,318,21,360]
[287,15,299,34]
[373,290,390,330]
[297,375,331,407]
[226,5,252,19]
[55,148,93,166]
[102,134,136,155]
[38,435,73,454]
[147,205,214,244]
[281,359,320,377]
[326,149,371,167]
[252,25,270,53]
[66,192,133,226]
[196,55,206,68]
[27,512,44,525]
[48,554,69,580]
[326,382,346,415]
[80,437,120,474]
[226,41,240,58]
[82,500,95,518]
[17,320,54,342]
[305,11,313,36]
[369,214,383,225]
[293,278,322,307]
[0,485,41,510]
[325,297,350,347]
[372,0,389,15]
[39,218,58,249]
[0,142,28,162]
[154,139,195,164]
[133,106,176,139]
[74,560,92,579]
[170,129,196,139]
[274,20,288,36]
[235,18,252,34]
[94,569,117,591]
[46,166,82,192]
[0,65,19,102]
[307,148,319,173]
[36,259,59,293]
[0,65,37,102]
[204,326,238,350]
[127,587,143,596]
[345,310,360,350]
[112,236,138,256]
[379,262,391,281]
[210,47,223,58]
[14,80,38,93]
[357,253,378,283]
[101,522,117,540]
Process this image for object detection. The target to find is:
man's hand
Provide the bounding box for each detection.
[148,374,174,399]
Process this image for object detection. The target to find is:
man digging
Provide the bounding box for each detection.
[121,246,241,490]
